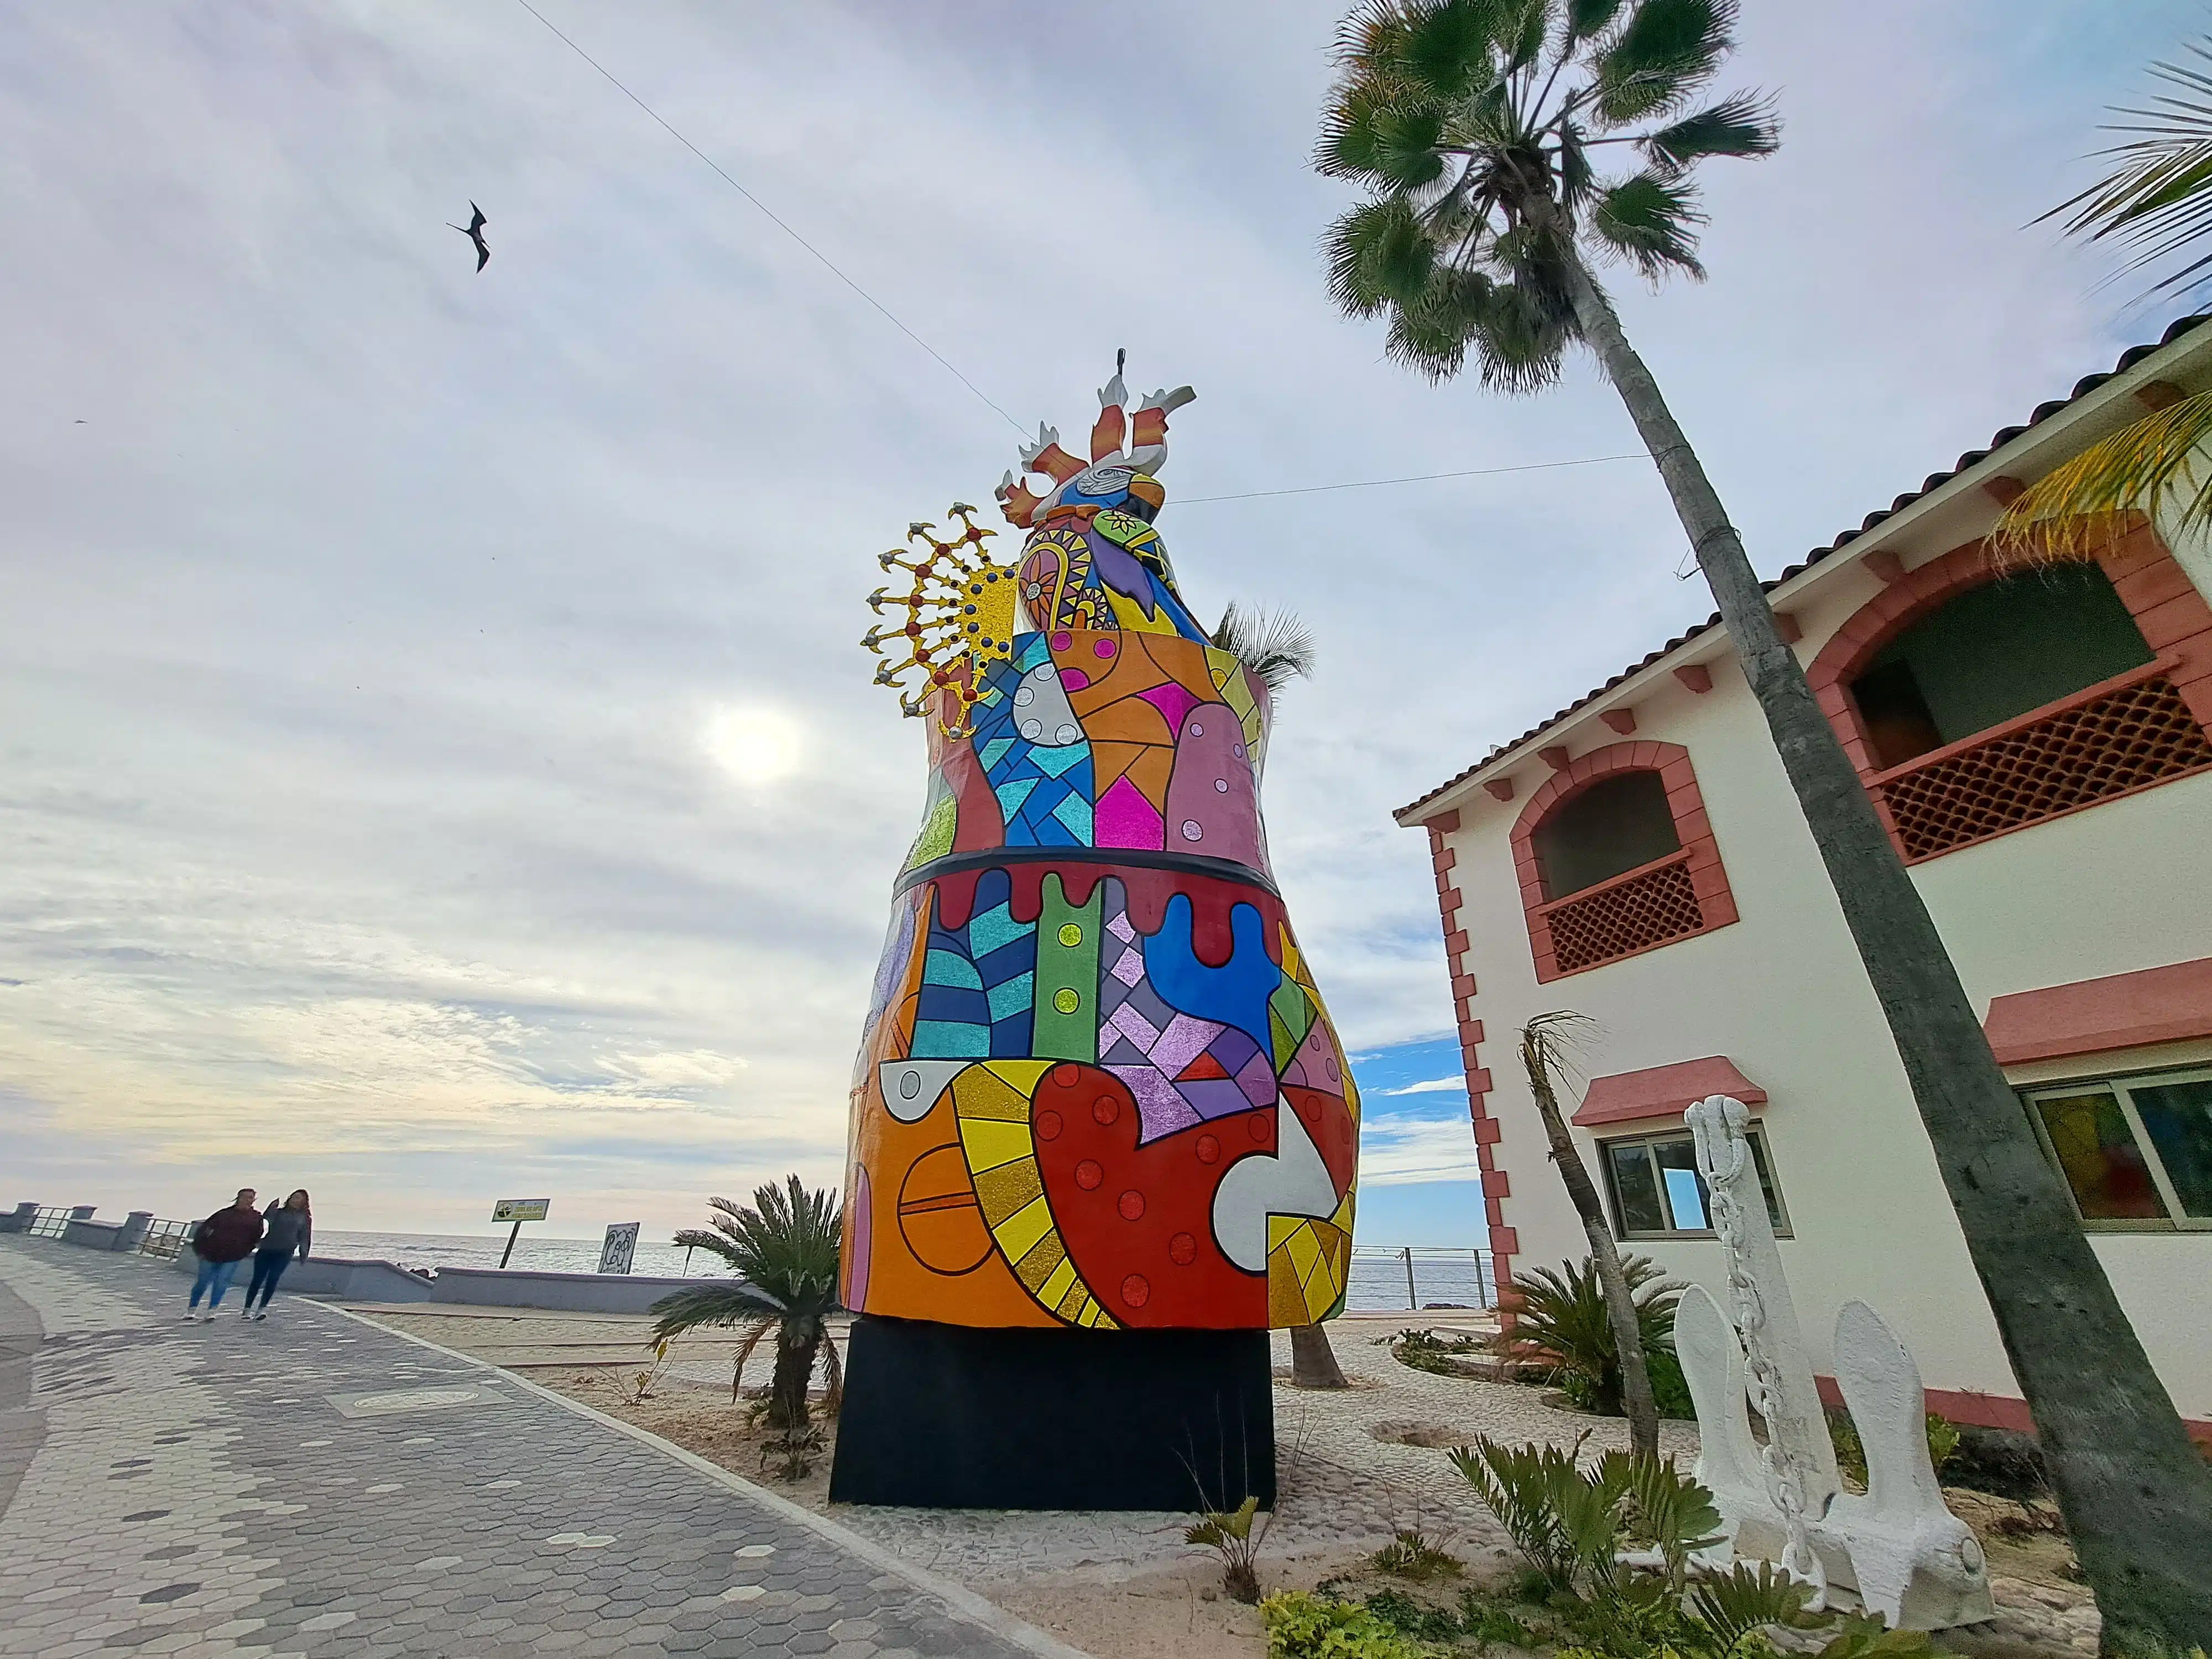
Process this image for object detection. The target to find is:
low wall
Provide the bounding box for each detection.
[62,1220,126,1251]
[164,1250,707,1313]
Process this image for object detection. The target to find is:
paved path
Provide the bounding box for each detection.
[0,1238,1083,1659]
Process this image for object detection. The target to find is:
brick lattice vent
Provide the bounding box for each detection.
[1543,854,1704,972]
[1879,675,2212,861]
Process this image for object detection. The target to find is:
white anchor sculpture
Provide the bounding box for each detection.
[1676,1095,1995,1631]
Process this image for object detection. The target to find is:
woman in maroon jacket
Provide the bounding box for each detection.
[185,1188,264,1320]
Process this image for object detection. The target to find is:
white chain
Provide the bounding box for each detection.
[1689,1098,1827,1608]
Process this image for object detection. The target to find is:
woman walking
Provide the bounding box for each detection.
[243,1190,312,1321]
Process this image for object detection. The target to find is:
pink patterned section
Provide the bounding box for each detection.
[1163,702,1267,871]
[847,1163,872,1312]
[1284,1018,1347,1098]
[1095,773,1166,848]
[1140,681,1202,732]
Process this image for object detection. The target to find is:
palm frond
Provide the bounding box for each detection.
[817,1324,844,1417]
[1589,171,1708,280]
[2041,41,2212,294]
[1591,0,1737,124]
[730,1318,774,1402]
[1640,92,1780,174]
[1987,389,2212,565]
[649,1282,784,1343]
[671,1227,746,1267]
[1688,1559,1825,1653]
[1566,0,1627,43]
[1211,602,1318,692]
[1323,197,1433,318]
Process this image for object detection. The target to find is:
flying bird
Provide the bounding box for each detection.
[448,202,489,272]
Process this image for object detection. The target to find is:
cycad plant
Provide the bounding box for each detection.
[1316,3,2212,1642]
[1995,36,2212,565]
[1505,1253,1678,1420]
[649,1176,843,1436]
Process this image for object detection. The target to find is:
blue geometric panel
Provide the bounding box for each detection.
[914,870,1037,1060]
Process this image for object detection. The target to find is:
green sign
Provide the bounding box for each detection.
[491,1198,550,1223]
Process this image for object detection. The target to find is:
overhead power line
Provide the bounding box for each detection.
[511,0,1026,434]
[1176,452,1645,504]
[508,7,1652,509]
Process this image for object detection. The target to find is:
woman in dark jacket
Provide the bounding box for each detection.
[243,1190,312,1321]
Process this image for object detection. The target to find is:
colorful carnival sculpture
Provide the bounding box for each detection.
[829,366,1359,1509]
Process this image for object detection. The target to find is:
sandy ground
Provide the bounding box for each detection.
[351,1305,2101,1659]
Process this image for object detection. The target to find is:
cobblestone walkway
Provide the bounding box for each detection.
[0,1239,1083,1659]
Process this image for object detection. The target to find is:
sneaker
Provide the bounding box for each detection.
[251,1311,268,1322]
[182,1310,200,1320]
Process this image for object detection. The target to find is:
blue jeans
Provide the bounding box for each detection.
[244,1251,292,1310]
[189,1256,239,1309]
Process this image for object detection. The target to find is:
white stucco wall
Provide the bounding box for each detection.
[1437,541,2212,1425]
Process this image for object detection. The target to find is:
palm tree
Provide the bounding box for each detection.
[1314,3,2212,1646]
[1521,1010,1660,1454]
[649,1176,843,1433]
[1210,602,1319,693]
[1994,37,2212,565]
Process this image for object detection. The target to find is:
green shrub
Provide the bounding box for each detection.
[1645,1347,1695,1421]
[1501,1255,1681,1418]
[1458,1590,1541,1649]
[1260,1591,1428,1658]
[1363,1589,1464,1643]
[1371,1528,1463,1582]
[1828,1407,1961,1490]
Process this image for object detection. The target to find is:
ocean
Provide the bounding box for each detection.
[316,1231,1496,1313]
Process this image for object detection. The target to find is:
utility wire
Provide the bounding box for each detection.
[1177,452,1645,504]
[509,6,1650,506]
[511,0,1026,435]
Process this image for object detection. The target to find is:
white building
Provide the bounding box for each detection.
[1396,315,2212,1439]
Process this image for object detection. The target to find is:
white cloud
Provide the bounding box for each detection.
[1359,1117,1485,1188]
[0,0,2193,1232]
[1379,1077,1467,1097]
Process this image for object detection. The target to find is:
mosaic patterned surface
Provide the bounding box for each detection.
[847,371,1358,1333]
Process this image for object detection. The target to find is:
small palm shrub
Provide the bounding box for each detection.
[649,1176,843,1454]
[1371,1527,1462,1582]
[1187,1496,1267,1603]
[1499,1255,1681,1418]
[1448,1432,1936,1659]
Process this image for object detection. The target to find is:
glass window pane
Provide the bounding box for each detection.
[2033,1092,2169,1220]
[2128,1080,2212,1219]
[1651,1138,1711,1231]
[1606,1142,1667,1237]
[1747,1134,1788,1234]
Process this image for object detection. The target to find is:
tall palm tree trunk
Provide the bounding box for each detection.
[1562,258,2212,1648]
[1290,1322,1350,1389]
[1522,1017,1660,1456]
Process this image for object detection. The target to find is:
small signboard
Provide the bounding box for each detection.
[491,1198,550,1223]
[598,1222,641,1276]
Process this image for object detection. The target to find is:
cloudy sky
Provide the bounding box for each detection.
[1,1,2194,1246]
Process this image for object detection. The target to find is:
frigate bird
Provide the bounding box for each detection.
[448,202,489,272]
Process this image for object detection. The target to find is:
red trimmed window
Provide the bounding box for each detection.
[1810,525,2212,864]
[1512,744,1738,982]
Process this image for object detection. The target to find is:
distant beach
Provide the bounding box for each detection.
[316,1230,1494,1312]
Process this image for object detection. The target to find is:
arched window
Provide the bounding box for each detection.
[1533,771,1682,900]
[1847,565,2154,770]
[1809,526,2212,863]
[1512,744,1737,982]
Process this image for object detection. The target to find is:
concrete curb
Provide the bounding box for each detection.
[320,1300,1099,1659]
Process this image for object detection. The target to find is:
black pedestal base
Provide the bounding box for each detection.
[827,1315,1275,1511]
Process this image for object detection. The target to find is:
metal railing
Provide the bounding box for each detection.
[137,1219,196,1259]
[25,1207,71,1239]
[1348,1245,1496,1311]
